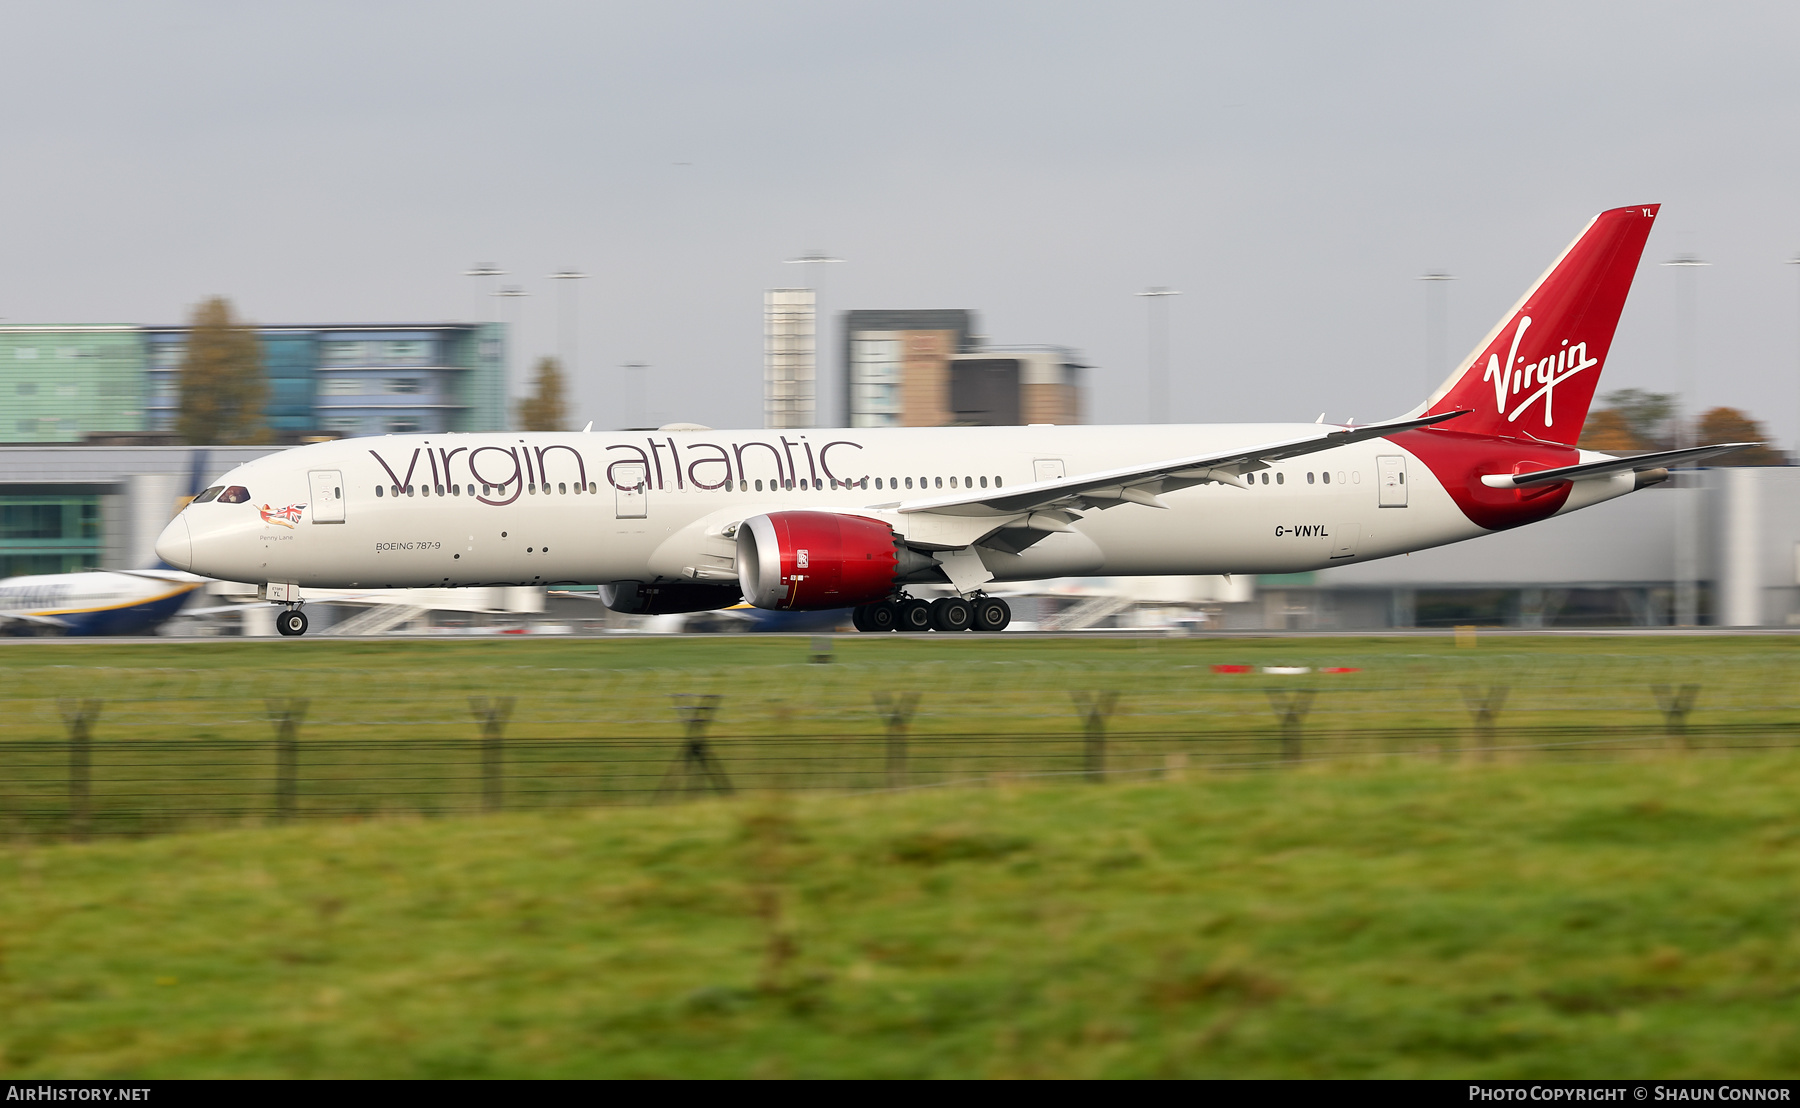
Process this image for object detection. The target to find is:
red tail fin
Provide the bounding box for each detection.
[1420,204,1659,445]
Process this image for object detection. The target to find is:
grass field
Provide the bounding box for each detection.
[5,749,1800,1078]
[5,634,1800,836]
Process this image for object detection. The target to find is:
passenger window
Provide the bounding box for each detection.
[739,480,747,492]
[218,486,251,504]
[407,485,415,496]
[875,478,883,490]
[376,486,384,498]
[980,476,988,488]
[935,477,942,489]
[435,484,444,495]
[559,482,567,494]
[1306,473,1314,485]
[965,476,972,488]
[860,477,868,489]
[194,486,223,504]
[1322,472,1330,485]
[905,477,913,489]
[1337,471,1347,484]
[1276,472,1284,485]
[755,479,763,491]
[950,476,958,488]
[995,476,1002,487]
[451,485,459,496]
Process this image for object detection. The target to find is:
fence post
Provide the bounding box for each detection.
[264,698,309,822]
[1651,684,1701,749]
[1072,691,1120,782]
[59,698,100,841]
[1460,685,1508,758]
[873,691,920,788]
[469,696,514,812]
[1265,689,1315,763]
[658,694,731,799]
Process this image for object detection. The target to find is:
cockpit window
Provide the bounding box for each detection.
[217,486,251,504]
[193,486,224,504]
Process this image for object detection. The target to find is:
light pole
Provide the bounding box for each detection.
[464,265,506,322]
[547,269,589,385]
[784,251,844,426]
[1788,254,1800,461]
[621,363,649,430]
[1663,253,1710,627]
[1136,287,1180,423]
[1419,271,1456,393]
[495,285,528,427]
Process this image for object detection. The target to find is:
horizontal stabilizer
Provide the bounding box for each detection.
[1479,443,1762,488]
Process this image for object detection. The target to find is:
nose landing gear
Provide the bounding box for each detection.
[276,607,309,637]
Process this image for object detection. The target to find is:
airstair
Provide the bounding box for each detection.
[1041,595,1135,632]
[323,603,429,637]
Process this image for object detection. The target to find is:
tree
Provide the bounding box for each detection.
[1577,408,1648,452]
[518,356,569,431]
[1696,407,1786,466]
[1609,388,1678,447]
[176,297,268,445]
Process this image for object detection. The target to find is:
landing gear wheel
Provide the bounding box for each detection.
[930,597,974,632]
[973,596,1012,632]
[276,609,309,637]
[897,598,934,633]
[852,604,873,632]
[862,601,898,632]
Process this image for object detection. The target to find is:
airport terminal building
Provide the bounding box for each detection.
[1,321,507,445]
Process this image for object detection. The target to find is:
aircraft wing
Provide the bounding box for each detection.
[0,610,72,629]
[113,569,212,585]
[1480,442,1761,488]
[887,410,1470,519]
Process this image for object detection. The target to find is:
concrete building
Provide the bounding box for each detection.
[949,346,1086,426]
[763,289,816,429]
[0,445,275,576]
[144,322,506,440]
[3,321,506,444]
[842,309,980,427]
[1,326,150,444]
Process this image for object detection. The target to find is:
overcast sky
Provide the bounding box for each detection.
[5,2,1800,444]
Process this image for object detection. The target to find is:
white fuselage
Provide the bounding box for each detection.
[158,424,1637,592]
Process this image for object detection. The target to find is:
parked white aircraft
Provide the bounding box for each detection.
[158,204,1748,636]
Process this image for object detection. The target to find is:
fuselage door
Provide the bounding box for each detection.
[1377,455,1408,507]
[614,463,647,519]
[308,470,346,523]
[1033,458,1065,483]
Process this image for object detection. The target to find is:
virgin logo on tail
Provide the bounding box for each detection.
[1480,316,1599,428]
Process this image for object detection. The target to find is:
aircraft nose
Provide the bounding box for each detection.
[155,515,192,571]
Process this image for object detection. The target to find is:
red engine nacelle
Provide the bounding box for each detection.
[737,511,901,610]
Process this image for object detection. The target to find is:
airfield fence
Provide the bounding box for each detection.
[3,655,1800,839]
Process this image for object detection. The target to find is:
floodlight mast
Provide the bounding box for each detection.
[1419,271,1457,393]
[464,264,507,323]
[547,270,590,391]
[494,284,528,424]
[1136,287,1180,424]
[1662,253,1710,628]
[784,252,844,426]
[1787,254,1800,461]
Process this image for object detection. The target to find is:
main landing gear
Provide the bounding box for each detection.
[851,594,1011,633]
[275,606,309,637]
